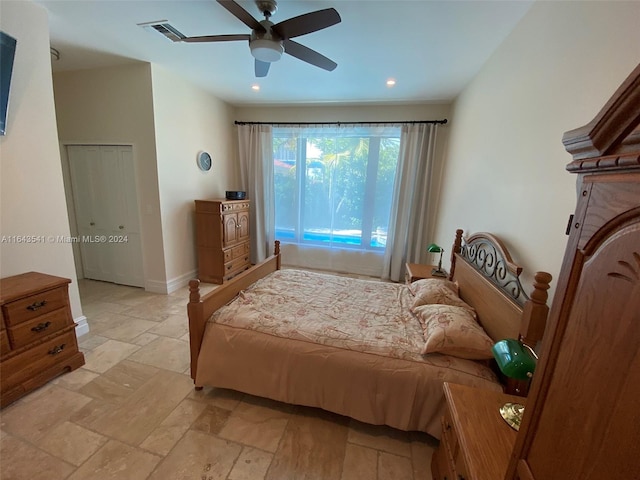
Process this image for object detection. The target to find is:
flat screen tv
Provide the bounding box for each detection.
[1,31,17,136]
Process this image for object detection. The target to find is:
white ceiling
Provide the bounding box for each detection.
[34,0,533,105]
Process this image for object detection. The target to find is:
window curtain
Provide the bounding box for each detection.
[382,123,439,282]
[237,124,275,263]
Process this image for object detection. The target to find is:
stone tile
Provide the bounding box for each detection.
[82,300,131,317]
[77,333,110,351]
[79,360,159,404]
[411,433,436,480]
[265,409,348,479]
[139,399,207,456]
[148,314,189,339]
[99,317,157,342]
[69,399,116,429]
[191,404,232,435]
[51,367,100,390]
[83,339,140,374]
[228,447,273,480]
[37,421,109,466]
[132,332,159,346]
[120,298,179,321]
[218,414,288,454]
[0,385,92,443]
[88,369,193,445]
[187,386,244,410]
[152,430,241,480]
[341,443,378,480]
[378,451,413,480]
[67,439,161,480]
[219,399,292,453]
[127,336,190,373]
[0,431,75,480]
[348,419,413,458]
[86,312,135,336]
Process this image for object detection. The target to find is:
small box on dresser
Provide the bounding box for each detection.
[0,272,85,408]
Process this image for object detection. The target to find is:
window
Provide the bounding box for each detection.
[273,125,401,251]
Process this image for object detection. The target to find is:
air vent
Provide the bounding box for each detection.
[137,20,186,42]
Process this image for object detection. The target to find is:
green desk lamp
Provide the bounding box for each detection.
[491,338,538,431]
[427,243,447,277]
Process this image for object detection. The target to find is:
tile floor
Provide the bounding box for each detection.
[0,277,437,479]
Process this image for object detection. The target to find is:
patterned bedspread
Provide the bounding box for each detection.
[210,269,423,360]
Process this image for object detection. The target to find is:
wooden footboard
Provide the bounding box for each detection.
[188,240,281,384]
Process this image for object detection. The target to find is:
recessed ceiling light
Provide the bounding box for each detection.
[386,79,396,87]
[251,84,260,91]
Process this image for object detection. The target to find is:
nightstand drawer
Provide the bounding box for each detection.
[2,286,68,326]
[8,308,71,349]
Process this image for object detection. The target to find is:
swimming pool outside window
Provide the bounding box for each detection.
[273,125,401,251]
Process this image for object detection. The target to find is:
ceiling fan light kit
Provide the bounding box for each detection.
[177,0,341,77]
[250,38,284,62]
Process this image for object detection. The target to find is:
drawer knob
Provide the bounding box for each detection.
[227,265,232,270]
[48,344,66,355]
[27,300,47,311]
[31,321,52,333]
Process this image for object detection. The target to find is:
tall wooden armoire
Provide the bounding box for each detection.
[506,65,640,479]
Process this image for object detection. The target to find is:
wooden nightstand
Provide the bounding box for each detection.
[431,382,522,480]
[404,263,447,283]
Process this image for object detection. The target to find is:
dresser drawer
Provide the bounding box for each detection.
[0,330,10,357]
[223,254,250,275]
[8,308,71,349]
[2,286,68,326]
[0,328,78,389]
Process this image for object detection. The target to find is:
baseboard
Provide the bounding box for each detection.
[144,270,198,294]
[74,315,90,337]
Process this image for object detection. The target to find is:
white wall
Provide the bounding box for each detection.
[234,103,451,276]
[53,63,167,292]
[150,65,237,291]
[435,0,640,301]
[0,1,84,327]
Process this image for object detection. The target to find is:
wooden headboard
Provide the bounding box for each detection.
[448,229,552,348]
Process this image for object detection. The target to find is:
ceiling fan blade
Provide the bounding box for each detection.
[255,59,270,77]
[283,39,337,71]
[272,8,341,40]
[181,34,251,43]
[216,0,265,33]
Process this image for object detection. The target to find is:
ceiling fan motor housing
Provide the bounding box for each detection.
[250,19,284,62]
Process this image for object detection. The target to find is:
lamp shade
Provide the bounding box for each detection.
[492,338,537,381]
[427,243,443,253]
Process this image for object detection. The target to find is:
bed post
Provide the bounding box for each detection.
[519,271,552,347]
[274,240,281,270]
[448,229,464,281]
[187,279,204,389]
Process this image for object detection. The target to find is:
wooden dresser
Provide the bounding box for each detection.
[195,199,251,284]
[0,272,85,407]
[505,65,640,480]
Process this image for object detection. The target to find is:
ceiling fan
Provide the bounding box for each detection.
[180,0,341,77]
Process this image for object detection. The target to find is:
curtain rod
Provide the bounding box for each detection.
[234,119,447,126]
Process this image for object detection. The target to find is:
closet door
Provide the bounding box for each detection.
[68,145,144,287]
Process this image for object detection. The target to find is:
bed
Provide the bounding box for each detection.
[187,229,552,439]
